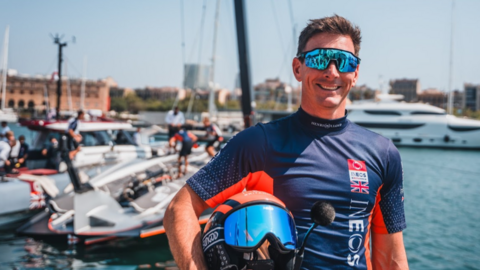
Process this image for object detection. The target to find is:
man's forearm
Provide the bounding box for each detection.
[164,187,208,270]
[372,231,409,270]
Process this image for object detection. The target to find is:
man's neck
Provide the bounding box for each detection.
[301,104,346,120]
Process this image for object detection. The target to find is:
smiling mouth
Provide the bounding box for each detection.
[317,84,341,91]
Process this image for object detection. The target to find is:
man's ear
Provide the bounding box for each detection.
[292,58,303,82]
[351,64,360,87]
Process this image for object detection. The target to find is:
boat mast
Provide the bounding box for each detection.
[447,0,455,115]
[234,0,254,128]
[53,34,67,119]
[208,0,221,119]
[1,25,9,111]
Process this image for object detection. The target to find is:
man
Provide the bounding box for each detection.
[164,15,408,269]
[165,106,185,153]
[172,126,198,177]
[66,110,84,160]
[133,127,142,146]
[0,131,16,172]
[0,121,11,142]
[42,137,61,170]
[201,117,222,157]
[9,134,29,168]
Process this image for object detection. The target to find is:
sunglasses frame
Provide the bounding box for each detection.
[297,48,361,73]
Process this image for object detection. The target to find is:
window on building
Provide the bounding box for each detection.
[30,90,34,95]
[20,90,24,95]
[8,100,14,108]
[18,100,25,108]
[28,101,35,109]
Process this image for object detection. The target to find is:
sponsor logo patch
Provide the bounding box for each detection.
[348,159,369,194]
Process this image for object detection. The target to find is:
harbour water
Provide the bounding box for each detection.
[0,146,479,269]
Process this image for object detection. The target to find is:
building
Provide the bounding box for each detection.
[463,84,480,111]
[0,73,112,112]
[389,79,420,102]
[452,90,463,110]
[417,89,446,109]
[253,78,300,106]
[348,84,377,101]
[184,64,210,90]
[109,87,133,98]
[135,87,185,101]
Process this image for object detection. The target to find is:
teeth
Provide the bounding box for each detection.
[319,84,339,90]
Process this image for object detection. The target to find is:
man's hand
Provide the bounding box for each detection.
[75,134,83,143]
[5,160,10,166]
[164,185,209,270]
[42,149,47,156]
[18,158,24,164]
[372,231,409,270]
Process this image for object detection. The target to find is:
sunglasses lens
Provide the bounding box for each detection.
[303,49,358,73]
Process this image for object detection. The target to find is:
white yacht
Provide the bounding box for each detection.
[22,119,153,169]
[347,102,480,149]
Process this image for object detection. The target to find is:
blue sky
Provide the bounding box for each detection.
[1,0,479,92]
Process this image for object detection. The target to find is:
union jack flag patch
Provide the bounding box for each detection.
[348,159,369,194]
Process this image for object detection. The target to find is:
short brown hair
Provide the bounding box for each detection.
[297,15,362,57]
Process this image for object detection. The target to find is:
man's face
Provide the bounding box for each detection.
[20,139,25,144]
[293,33,359,116]
[78,113,85,120]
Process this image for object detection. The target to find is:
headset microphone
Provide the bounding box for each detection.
[294,201,335,270]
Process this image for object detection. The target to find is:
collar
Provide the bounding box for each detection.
[294,107,348,134]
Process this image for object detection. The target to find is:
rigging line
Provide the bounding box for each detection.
[276,38,293,78]
[63,56,83,78]
[197,0,208,64]
[180,0,186,70]
[44,56,57,75]
[174,0,187,109]
[286,0,296,85]
[270,0,288,57]
[222,0,239,87]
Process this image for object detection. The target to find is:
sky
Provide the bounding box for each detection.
[0,0,479,93]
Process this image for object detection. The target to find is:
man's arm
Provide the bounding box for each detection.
[372,231,409,270]
[164,185,210,270]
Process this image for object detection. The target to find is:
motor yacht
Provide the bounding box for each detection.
[346,101,480,149]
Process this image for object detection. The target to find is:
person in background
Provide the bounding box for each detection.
[9,134,29,169]
[0,121,11,142]
[66,110,84,160]
[165,106,185,153]
[201,117,223,157]
[0,131,16,173]
[16,135,29,168]
[173,126,197,178]
[42,137,61,171]
[133,127,142,146]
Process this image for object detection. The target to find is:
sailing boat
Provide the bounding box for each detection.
[0,25,18,122]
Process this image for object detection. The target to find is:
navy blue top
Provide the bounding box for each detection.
[187,107,406,269]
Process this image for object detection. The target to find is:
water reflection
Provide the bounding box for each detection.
[0,230,177,269]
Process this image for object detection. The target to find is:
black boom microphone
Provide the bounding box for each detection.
[294,201,336,270]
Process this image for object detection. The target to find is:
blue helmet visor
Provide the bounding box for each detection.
[299,48,360,73]
[223,204,297,251]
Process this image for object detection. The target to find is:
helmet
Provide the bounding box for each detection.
[202,191,297,270]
